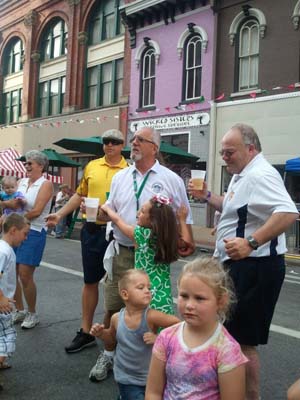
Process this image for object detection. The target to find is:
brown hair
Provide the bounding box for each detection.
[118,269,149,292]
[3,213,30,233]
[178,257,236,322]
[148,198,178,264]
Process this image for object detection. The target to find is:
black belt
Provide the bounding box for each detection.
[84,222,107,233]
[119,243,135,252]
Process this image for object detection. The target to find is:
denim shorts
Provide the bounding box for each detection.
[16,228,47,267]
[80,223,108,284]
[118,383,145,400]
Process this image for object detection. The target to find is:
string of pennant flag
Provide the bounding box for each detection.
[1,83,299,129]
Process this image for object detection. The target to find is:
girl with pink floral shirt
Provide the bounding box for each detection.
[146,257,248,400]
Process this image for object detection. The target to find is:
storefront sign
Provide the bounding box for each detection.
[130,112,210,132]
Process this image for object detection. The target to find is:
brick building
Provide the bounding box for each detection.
[0,0,130,187]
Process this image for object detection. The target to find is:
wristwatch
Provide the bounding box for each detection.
[247,235,259,250]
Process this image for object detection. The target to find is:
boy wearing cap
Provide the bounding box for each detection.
[46,129,128,353]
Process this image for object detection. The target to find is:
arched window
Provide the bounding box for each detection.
[238,19,259,91]
[3,38,24,75]
[140,47,155,108]
[1,38,24,124]
[89,0,124,45]
[183,34,202,101]
[41,19,68,61]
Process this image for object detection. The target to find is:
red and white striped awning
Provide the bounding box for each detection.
[0,148,63,184]
[0,147,27,178]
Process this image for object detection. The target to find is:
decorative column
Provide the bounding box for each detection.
[22,10,39,121]
[63,0,83,112]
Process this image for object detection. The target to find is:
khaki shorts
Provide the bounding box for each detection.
[104,246,134,311]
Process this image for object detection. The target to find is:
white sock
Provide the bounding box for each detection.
[104,350,114,359]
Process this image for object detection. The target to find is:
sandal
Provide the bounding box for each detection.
[0,361,11,369]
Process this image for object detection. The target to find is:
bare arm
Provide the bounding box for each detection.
[218,365,246,400]
[101,204,134,241]
[46,193,82,227]
[0,289,15,313]
[188,180,224,212]
[25,180,53,220]
[147,309,180,334]
[145,354,166,400]
[224,212,299,260]
[90,313,118,348]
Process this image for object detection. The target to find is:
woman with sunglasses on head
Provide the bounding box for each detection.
[11,150,53,329]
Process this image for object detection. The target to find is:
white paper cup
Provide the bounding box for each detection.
[85,197,99,222]
[191,170,206,190]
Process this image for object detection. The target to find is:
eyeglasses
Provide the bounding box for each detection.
[130,135,156,145]
[103,138,124,146]
[23,161,32,166]
[219,149,236,158]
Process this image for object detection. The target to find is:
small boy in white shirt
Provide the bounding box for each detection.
[0,214,30,390]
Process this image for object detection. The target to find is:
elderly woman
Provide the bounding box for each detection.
[11,150,53,329]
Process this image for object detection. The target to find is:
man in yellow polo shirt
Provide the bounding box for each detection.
[46,129,128,353]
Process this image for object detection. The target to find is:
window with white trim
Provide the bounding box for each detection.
[140,47,155,108]
[183,34,202,101]
[238,19,259,91]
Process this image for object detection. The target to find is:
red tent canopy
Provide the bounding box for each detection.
[0,148,63,184]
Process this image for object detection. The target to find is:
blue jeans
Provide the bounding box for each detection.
[55,207,66,237]
[118,383,145,400]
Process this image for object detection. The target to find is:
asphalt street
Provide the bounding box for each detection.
[1,236,300,400]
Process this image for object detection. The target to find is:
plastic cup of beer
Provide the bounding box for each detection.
[85,197,99,222]
[191,170,206,190]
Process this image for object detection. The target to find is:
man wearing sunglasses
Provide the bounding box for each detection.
[89,127,195,383]
[46,129,128,354]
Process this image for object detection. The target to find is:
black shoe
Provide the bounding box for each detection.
[65,329,96,353]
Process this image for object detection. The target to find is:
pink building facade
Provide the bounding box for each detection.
[122,1,216,178]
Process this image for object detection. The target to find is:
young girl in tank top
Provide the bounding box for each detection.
[90,269,179,400]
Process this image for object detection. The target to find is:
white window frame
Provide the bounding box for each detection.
[184,35,202,101]
[238,19,259,91]
[141,47,155,108]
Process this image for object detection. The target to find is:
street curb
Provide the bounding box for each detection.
[285,254,300,267]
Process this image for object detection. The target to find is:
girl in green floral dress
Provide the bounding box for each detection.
[101,195,190,315]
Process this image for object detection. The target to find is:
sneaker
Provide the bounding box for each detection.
[89,351,113,382]
[12,310,27,324]
[21,312,39,329]
[65,329,96,353]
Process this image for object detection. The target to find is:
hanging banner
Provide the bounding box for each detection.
[129,112,210,132]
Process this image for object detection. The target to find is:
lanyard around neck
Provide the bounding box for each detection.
[133,169,151,211]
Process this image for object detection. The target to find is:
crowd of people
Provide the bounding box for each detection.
[0,124,299,399]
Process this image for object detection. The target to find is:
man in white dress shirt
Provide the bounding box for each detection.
[90,127,195,382]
